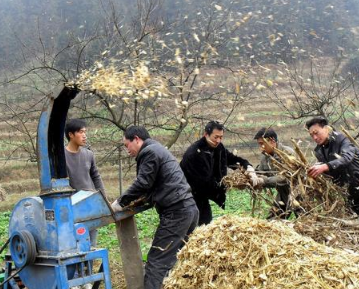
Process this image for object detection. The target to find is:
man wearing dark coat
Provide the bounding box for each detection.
[180,121,260,225]
[306,117,359,215]
[111,126,199,289]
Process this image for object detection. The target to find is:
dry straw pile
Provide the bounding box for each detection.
[163,215,359,289]
[268,139,347,215]
[270,139,359,251]
[221,138,359,251]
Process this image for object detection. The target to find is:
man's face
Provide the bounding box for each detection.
[257,137,276,155]
[308,124,329,145]
[123,136,142,157]
[205,128,224,148]
[69,127,87,146]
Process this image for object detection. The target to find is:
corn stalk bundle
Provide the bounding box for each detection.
[267,139,359,251]
[221,139,359,251]
[222,168,253,190]
[163,215,359,289]
[268,139,348,215]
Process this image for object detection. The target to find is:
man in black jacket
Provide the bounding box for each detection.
[306,117,359,215]
[180,121,260,225]
[111,126,199,289]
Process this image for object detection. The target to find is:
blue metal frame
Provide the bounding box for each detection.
[4,249,111,289]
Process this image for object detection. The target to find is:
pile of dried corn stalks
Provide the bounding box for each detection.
[222,139,359,251]
[163,215,359,289]
[270,139,359,251]
[223,140,347,215]
[269,139,348,215]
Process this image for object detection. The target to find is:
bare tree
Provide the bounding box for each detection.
[266,57,359,128]
[0,91,46,162]
[70,0,254,148]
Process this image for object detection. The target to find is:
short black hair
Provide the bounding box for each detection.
[205,121,224,135]
[254,127,278,142]
[305,117,328,129]
[65,119,87,141]
[124,126,151,141]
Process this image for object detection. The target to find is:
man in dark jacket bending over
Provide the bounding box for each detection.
[180,121,260,225]
[112,126,199,289]
[306,117,359,215]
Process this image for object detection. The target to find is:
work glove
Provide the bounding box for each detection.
[254,177,265,188]
[111,200,124,212]
[118,194,134,207]
[246,166,261,187]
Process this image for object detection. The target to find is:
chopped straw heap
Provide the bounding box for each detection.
[222,138,359,251]
[163,215,359,289]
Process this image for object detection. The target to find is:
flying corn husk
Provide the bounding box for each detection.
[163,215,359,289]
[66,61,170,100]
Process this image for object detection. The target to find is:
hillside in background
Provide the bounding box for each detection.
[0,0,359,71]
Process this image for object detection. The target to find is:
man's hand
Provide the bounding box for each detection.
[250,173,261,187]
[111,200,124,212]
[251,177,265,189]
[307,163,329,179]
[246,166,262,187]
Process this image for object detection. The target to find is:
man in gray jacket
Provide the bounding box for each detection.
[112,126,199,289]
[254,127,295,219]
[65,118,105,289]
[65,119,105,194]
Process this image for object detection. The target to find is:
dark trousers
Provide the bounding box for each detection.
[267,185,292,219]
[193,196,213,225]
[144,203,199,289]
[348,185,359,215]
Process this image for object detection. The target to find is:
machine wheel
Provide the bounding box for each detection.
[10,230,37,268]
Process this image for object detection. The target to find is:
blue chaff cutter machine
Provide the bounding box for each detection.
[2,86,146,289]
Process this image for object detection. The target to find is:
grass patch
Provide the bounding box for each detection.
[0,211,10,261]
